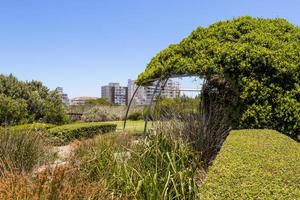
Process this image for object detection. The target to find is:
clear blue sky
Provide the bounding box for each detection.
[0,0,299,98]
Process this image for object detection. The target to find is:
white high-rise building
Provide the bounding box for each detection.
[101,82,128,105]
[127,79,180,105]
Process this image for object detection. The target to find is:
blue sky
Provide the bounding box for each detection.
[0,0,299,98]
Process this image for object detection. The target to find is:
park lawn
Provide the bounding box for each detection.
[200,129,300,199]
[111,120,149,135]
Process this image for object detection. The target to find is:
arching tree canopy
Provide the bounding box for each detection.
[136,16,300,138]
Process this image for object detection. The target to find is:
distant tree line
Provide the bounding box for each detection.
[0,74,68,125]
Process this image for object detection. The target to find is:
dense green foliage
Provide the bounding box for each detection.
[200,129,300,199]
[153,96,200,120]
[136,16,300,138]
[9,123,56,133]
[75,130,202,199]
[81,105,144,122]
[47,122,117,145]
[86,98,112,106]
[127,111,144,120]
[0,74,68,125]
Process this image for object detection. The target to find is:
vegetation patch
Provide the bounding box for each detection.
[47,122,117,145]
[74,130,204,199]
[0,129,49,174]
[0,74,69,125]
[8,123,56,133]
[200,129,300,199]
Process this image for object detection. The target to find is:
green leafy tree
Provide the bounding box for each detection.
[0,74,68,125]
[136,17,300,138]
[0,95,28,125]
[43,91,69,124]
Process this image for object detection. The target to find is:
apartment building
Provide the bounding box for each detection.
[101,82,128,105]
[55,87,70,105]
[127,79,180,105]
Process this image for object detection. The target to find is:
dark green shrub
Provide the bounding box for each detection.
[47,122,117,145]
[200,129,300,199]
[127,111,144,121]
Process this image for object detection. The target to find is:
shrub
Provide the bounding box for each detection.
[82,106,124,122]
[47,122,117,145]
[74,128,203,199]
[82,105,145,122]
[200,129,300,199]
[9,123,56,133]
[152,97,200,120]
[127,111,144,121]
[0,129,47,174]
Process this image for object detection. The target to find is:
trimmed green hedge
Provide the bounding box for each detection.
[47,122,117,145]
[9,123,56,132]
[200,129,300,199]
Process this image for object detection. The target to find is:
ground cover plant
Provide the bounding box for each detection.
[47,122,117,145]
[200,129,300,199]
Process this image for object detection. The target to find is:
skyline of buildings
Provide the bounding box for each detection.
[61,78,181,106]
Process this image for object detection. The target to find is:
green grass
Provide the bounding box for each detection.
[111,120,148,135]
[200,129,300,199]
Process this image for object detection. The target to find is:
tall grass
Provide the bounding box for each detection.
[0,129,47,174]
[74,129,204,199]
[0,166,110,200]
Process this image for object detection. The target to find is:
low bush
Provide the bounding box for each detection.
[200,129,300,199]
[74,128,204,199]
[0,129,48,174]
[81,105,145,122]
[127,111,144,121]
[47,122,117,145]
[81,106,124,122]
[8,123,56,133]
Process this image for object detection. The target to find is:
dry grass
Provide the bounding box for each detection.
[0,166,112,200]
